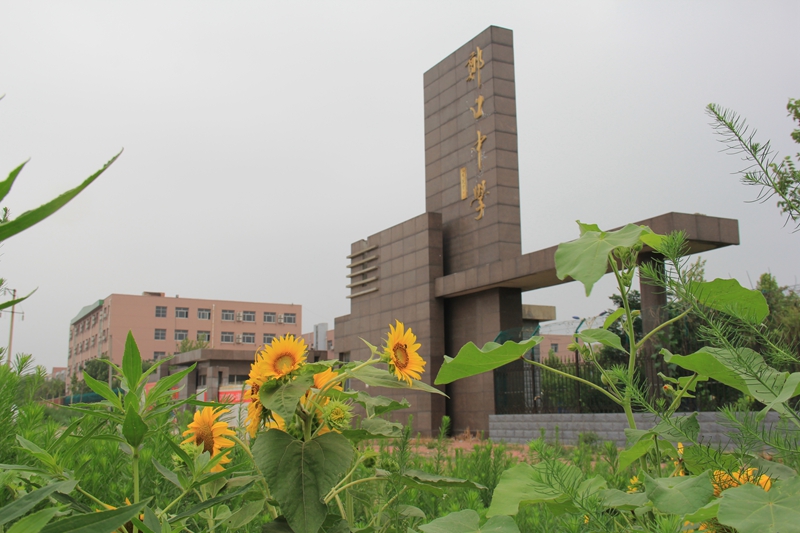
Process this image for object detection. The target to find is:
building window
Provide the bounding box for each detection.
[154,351,165,361]
[175,330,188,341]
[155,306,167,318]
[284,313,296,324]
[155,329,166,340]
[175,307,189,319]
[228,374,249,384]
[197,331,210,342]
[263,333,276,345]
[327,340,334,351]
[197,374,207,387]
[551,343,559,353]
[264,312,276,323]
[221,310,235,321]
[242,311,256,322]
[241,332,255,344]
[91,336,96,347]
[198,308,211,320]
[221,331,234,343]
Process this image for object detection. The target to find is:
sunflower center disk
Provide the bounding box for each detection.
[393,344,409,369]
[274,354,296,374]
[195,423,215,454]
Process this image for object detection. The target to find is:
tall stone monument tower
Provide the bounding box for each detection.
[335,26,739,437]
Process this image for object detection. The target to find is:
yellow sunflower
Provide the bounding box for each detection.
[313,367,342,391]
[384,320,425,385]
[255,334,307,379]
[181,406,235,472]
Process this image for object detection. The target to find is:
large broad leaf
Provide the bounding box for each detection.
[434,337,542,385]
[555,223,648,296]
[39,500,146,533]
[399,470,487,496]
[486,462,581,517]
[688,278,769,324]
[665,348,800,417]
[619,439,653,470]
[252,430,354,533]
[353,393,410,417]
[577,328,624,352]
[0,480,77,526]
[717,476,800,533]
[0,151,121,244]
[349,365,445,396]
[600,489,648,511]
[684,500,719,523]
[419,509,520,533]
[144,363,195,411]
[122,331,142,391]
[644,473,714,515]
[342,418,403,442]
[260,374,314,422]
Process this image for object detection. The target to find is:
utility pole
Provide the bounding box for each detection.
[6,289,16,367]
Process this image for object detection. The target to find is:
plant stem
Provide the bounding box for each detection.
[334,493,347,521]
[522,359,622,405]
[635,308,691,353]
[324,476,384,504]
[132,449,139,533]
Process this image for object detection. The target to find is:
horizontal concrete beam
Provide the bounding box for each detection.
[435,212,739,298]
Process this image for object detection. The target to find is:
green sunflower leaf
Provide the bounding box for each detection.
[348,365,445,396]
[260,374,315,423]
[419,509,520,533]
[555,223,649,296]
[718,476,800,533]
[434,337,542,385]
[252,430,353,533]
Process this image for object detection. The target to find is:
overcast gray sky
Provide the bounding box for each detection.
[1,1,798,372]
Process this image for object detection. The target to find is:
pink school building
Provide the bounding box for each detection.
[67,291,302,387]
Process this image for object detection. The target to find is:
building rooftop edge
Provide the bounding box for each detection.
[70,300,103,325]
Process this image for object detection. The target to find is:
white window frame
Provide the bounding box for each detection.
[175,307,189,319]
[263,333,276,344]
[221,331,234,343]
[155,306,167,318]
[175,330,188,341]
[241,332,255,344]
[197,331,210,342]
[221,310,235,321]
[263,312,276,323]
[242,311,256,322]
[198,308,211,320]
[284,313,297,324]
[155,329,166,341]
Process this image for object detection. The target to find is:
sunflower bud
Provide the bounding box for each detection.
[323,400,353,431]
[567,342,580,352]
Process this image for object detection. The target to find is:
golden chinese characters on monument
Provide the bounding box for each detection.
[471,179,489,220]
[465,46,485,87]
[462,46,489,221]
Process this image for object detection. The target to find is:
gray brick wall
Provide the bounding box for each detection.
[488,412,781,447]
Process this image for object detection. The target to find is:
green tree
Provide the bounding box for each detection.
[175,337,209,354]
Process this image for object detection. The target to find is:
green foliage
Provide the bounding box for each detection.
[253,430,353,533]
[434,336,542,385]
[717,476,800,533]
[419,509,519,533]
[707,98,800,227]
